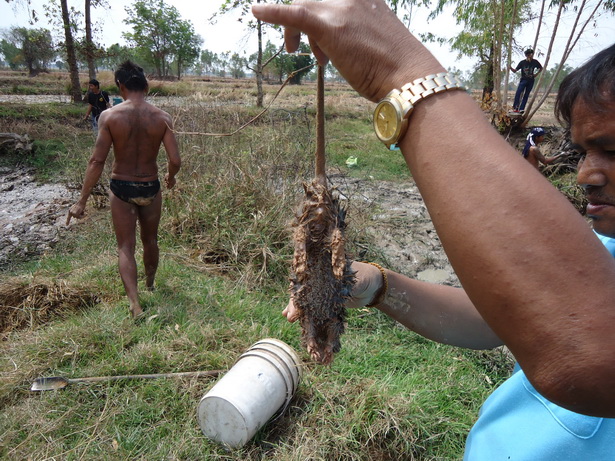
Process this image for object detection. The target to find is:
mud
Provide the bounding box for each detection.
[332,175,459,287]
[0,166,77,269]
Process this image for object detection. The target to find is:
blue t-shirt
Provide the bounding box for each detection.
[464,232,615,460]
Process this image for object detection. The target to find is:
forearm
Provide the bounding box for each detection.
[77,158,105,204]
[397,90,615,373]
[167,158,181,181]
[376,268,503,349]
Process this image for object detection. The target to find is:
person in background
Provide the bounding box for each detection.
[252,1,615,459]
[68,61,181,320]
[521,127,558,170]
[510,48,543,113]
[84,79,111,136]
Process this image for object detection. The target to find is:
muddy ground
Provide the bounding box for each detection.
[0,161,452,286]
[0,166,77,270]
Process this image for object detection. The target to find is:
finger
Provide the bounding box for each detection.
[284,26,302,54]
[253,3,324,50]
[282,300,300,323]
[308,36,329,67]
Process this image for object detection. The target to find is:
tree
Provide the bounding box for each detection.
[390,0,615,126]
[196,49,220,76]
[170,20,203,79]
[59,0,82,102]
[83,0,108,79]
[522,0,615,125]
[0,37,23,70]
[287,43,314,85]
[216,0,291,107]
[5,0,81,101]
[5,27,55,76]
[101,43,138,71]
[124,0,202,79]
[229,52,247,78]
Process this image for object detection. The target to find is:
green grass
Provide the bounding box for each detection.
[0,77,515,460]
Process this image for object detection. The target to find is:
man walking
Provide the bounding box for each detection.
[510,48,543,113]
[68,61,181,320]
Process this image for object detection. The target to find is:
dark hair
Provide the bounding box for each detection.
[89,79,100,87]
[114,60,148,91]
[525,49,534,55]
[555,44,615,129]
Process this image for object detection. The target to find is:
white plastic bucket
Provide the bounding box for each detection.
[197,338,302,448]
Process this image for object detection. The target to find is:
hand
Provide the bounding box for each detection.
[252,0,442,102]
[282,261,385,322]
[164,173,176,189]
[66,202,86,225]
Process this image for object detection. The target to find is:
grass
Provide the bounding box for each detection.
[0,73,520,460]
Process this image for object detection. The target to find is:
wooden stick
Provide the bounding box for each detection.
[315,65,326,184]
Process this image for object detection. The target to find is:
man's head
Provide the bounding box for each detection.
[555,44,615,237]
[114,61,148,92]
[88,79,100,93]
[530,127,546,143]
[525,49,534,59]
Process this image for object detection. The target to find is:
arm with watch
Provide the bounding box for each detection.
[253,0,615,413]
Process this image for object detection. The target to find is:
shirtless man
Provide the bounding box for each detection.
[521,127,557,170]
[67,60,181,320]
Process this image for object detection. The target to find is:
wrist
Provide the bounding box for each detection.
[363,262,389,307]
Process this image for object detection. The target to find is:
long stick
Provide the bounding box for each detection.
[315,65,326,185]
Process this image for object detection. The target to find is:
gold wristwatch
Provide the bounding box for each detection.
[373,72,464,149]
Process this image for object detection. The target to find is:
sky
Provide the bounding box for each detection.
[1,0,613,73]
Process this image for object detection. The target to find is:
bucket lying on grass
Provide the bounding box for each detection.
[197,338,302,448]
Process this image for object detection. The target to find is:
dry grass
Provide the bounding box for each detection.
[0,277,100,335]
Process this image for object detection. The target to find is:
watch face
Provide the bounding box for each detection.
[374,100,401,144]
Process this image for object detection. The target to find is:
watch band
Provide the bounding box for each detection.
[400,72,463,106]
[373,71,464,149]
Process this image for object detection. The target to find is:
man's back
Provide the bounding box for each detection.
[101,99,173,182]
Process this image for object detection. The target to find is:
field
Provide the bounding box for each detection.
[0,70,568,460]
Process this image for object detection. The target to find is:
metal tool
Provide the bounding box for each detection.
[30,370,221,391]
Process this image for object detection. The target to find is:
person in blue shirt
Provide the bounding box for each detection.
[253,1,615,459]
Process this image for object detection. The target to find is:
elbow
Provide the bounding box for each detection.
[528,358,615,417]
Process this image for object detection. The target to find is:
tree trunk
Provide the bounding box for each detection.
[60,0,82,102]
[502,0,519,108]
[85,0,96,80]
[482,44,495,107]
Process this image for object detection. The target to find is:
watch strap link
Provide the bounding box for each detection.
[400,72,463,106]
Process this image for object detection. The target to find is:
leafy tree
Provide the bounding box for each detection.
[170,19,203,79]
[229,52,247,78]
[257,41,314,84]
[6,0,82,101]
[10,27,55,75]
[287,43,314,84]
[101,43,139,71]
[0,38,22,70]
[536,62,573,92]
[124,0,202,79]
[196,49,220,76]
